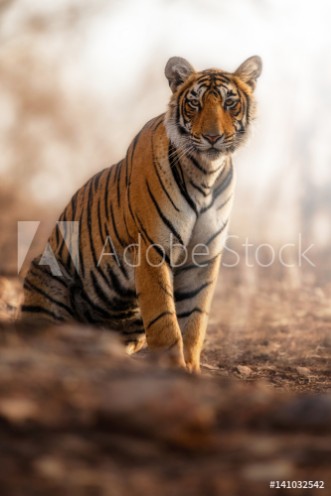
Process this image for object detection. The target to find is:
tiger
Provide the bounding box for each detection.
[21,55,262,373]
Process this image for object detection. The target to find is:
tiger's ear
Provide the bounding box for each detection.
[234,55,262,90]
[165,57,195,93]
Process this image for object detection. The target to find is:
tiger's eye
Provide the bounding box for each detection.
[189,98,199,107]
[224,97,237,109]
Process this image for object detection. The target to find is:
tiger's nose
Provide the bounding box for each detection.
[203,133,223,144]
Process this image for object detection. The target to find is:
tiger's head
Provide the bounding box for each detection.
[164,56,262,160]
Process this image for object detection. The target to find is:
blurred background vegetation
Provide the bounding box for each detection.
[0,0,330,283]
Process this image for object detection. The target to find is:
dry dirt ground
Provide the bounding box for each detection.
[0,270,330,496]
[205,268,331,393]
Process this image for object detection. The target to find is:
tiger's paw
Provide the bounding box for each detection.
[186,361,201,374]
[165,341,186,370]
[167,351,187,370]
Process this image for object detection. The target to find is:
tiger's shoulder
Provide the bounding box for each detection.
[124,113,169,167]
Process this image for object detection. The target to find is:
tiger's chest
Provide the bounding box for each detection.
[184,160,236,250]
[188,190,234,259]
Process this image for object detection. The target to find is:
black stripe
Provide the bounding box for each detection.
[58,217,67,259]
[126,131,142,229]
[31,261,68,287]
[86,183,115,287]
[145,180,184,245]
[127,129,142,209]
[70,276,112,320]
[93,169,103,192]
[188,153,223,175]
[168,142,198,216]
[21,305,65,322]
[119,316,142,327]
[87,181,100,266]
[176,86,191,135]
[234,79,250,123]
[244,91,251,124]
[101,226,128,280]
[208,89,219,98]
[175,281,211,302]
[151,114,164,131]
[89,272,131,318]
[110,203,127,248]
[116,163,122,207]
[127,187,136,226]
[90,271,136,319]
[123,214,131,243]
[90,271,111,307]
[146,311,174,330]
[177,307,205,319]
[196,75,213,85]
[152,152,180,212]
[122,328,145,336]
[158,280,173,298]
[180,90,189,129]
[189,179,209,197]
[24,279,74,317]
[107,264,136,299]
[206,220,228,246]
[198,83,211,93]
[197,74,212,82]
[201,164,233,213]
[109,297,136,312]
[174,255,220,274]
[76,180,91,279]
[65,191,79,273]
[124,155,130,188]
[216,194,233,211]
[214,74,231,84]
[131,131,142,162]
[135,214,170,265]
[213,164,233,198]
[78,208,85,278]
[187,153,209,175]
[174,263,201,273]
[104,166,113,222]
[232,107,241,118]
[82,308,98,324]
[55,224,60,245]
[97,198,105,245]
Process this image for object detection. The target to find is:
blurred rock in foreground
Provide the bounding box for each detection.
[0,322,330,496]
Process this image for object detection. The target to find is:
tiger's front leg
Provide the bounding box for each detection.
[175,254,221,373]
[135,246,186,369]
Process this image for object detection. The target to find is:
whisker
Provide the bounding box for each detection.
[169,144,195,165]
[174,145,195,163]
[168,142,194,161]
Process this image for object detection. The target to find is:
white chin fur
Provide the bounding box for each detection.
[165,119,226,168]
